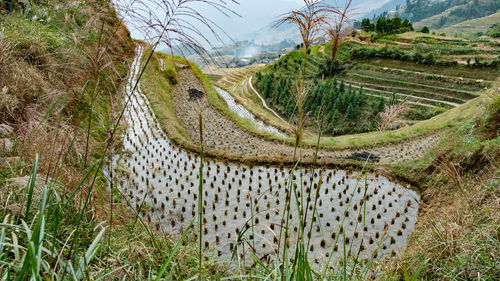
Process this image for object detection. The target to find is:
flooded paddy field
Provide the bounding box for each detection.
[110,46,421,269]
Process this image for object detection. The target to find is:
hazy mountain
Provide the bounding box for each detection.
[122,0,408,50]
[362,0,406,20]
[240,0,402,44]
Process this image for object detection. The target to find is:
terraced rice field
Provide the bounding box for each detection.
[374,33,500,63]
[339,63,484,109]
[208,65,294,132]
[112,46,421,268]
[214,86,285,137]
[211,55,492,140]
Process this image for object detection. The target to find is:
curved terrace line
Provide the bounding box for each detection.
[348,83,460,107]
[248,76,288,123]
[214,86,286,138]
[112,46,422,267]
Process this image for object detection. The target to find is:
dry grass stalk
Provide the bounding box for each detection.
[115,0,239,63]
[435,153,463,192]
[325,0,353,61]
[274,0,335,54]
[274,0,335,159]
[377,100,410,131]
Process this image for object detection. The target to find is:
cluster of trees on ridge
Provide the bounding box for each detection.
[254,72,386,135]
[360,16,413,34]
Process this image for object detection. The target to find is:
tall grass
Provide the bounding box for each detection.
[0,155,121,280]
[0,0,237,280]
[3,1,468,280]
[198,112,204,280]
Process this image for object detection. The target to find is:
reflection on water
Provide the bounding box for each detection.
[111,46,420,268]
[215,86,285,137]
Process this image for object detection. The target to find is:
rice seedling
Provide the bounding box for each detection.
[16,1,500,280]
[110,31,422,281]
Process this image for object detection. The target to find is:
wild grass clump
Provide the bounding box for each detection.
[163,68,178,85]
[0,156,108,280]
[389,88,499,280]
[0,0,134,185]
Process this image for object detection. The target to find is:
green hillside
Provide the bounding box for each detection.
[436,12,500,37]
[397,0,500,31]
[253,32,499,136]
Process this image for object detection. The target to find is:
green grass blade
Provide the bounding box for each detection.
[155,217,195,281]
[0,215,8,258]
[74,227,107,280]
[24,154,39,220]
[411,258,429,281]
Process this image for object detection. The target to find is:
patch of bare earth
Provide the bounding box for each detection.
[170,69,441,164]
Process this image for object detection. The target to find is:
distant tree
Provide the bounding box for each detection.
[376,17,389,34]
[262,74,274,98]
[420,26,430,33]
[402,19,413,31]
[361,18,374,32]
[255,71,262,82]
[331,109,341,124]
[374,98,385,116]
[390,17,402,31]
[346,103,355,120]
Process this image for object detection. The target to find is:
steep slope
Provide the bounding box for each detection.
[399,0,500,32]
[0,0,133,173]
[243,0,404,44]
[436,12,500,36]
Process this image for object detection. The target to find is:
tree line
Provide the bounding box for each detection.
[360,16,413,34]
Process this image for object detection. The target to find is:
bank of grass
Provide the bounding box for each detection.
[139,48,194,148]
[0,2,225,280]
[149,43,494,159]
[387,88,500,280]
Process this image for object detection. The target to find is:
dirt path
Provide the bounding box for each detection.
[169,69,441,164]
[248,77,287,122]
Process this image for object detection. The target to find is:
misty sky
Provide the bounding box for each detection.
[204,0,304,40]
[116,0,386,49]
[118,0,304,46]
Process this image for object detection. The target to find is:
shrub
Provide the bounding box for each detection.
[318,58,344,77]
[420,26,430,34]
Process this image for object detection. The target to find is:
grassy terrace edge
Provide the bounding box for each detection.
[213,66,298,134]
[140,44,497,165]
[208,64,498,151]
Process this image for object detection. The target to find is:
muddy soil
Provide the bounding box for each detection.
[169,69,441,164]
